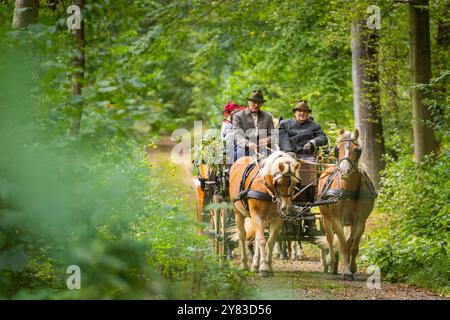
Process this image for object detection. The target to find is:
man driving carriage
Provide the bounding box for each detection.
[279,100,328,178]
[232,90,274,161]
[278,100,328,234]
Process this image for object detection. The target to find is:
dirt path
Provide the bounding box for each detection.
[150,138,448,300]
[245,257,447,300]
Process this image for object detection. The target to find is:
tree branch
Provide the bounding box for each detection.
[190,0,227,25]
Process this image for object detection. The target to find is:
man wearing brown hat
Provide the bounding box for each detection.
[232,90,274,160]
[279,100,328,157]
[279,100,328,235]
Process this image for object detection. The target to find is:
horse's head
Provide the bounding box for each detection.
[260,151,301,216]
[335,129,362,179]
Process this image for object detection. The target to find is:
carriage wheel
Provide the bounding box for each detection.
[211,194,229,259]
[210,194,221,256]
[219,198,228,259]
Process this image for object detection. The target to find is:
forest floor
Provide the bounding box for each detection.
[150,137,448,300]
[245,254,447,300]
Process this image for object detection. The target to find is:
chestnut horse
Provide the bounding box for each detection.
[229,151,300,276]
[317,129,376,280]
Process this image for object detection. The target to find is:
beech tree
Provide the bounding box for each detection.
[69,0,85,136]
[409,0,437,161]
[351,8,385,189]
[12,0,39,29]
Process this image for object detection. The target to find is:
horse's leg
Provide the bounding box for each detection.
[267,216,282,276]
[273,241,280,259]
[323,217,335,274]
[290,241,299,261]
[289,241,294,261]
[334,221,353,280]
[295,241,303,261]
[350,222,366,274]
[280,241,288,260]
[252,214,269,277]
[247,241,255,261]
[251,240,260,272]
[298,241,303,259]
[344,226,353,265]
[235,212,248,271]
[320,247,329,273]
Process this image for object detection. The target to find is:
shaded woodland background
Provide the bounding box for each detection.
[0,0,448,298]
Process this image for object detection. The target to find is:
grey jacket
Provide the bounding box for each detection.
[278,118,328,156]
[232,109,274,149]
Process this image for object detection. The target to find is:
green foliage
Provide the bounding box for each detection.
[0,135,250,299]
[1,0,449,298]
[0,39,249,299]
[193,136,224,168]
[361,152,450,295]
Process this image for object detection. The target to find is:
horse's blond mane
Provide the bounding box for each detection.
[259,151,295,177]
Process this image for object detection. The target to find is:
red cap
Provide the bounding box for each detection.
[224,102,245,115]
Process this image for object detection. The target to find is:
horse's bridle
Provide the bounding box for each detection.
[272,166,301,198]
[334,138,362,174]
[261,161,301,217]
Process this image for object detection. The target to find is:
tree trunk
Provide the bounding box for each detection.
[70,0,85,136]
[12,0,39,29]
[351,19,385,189]
[434,13,449,131]
[409,0,436,161]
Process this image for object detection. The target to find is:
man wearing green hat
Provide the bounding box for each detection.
[232,89,274,160]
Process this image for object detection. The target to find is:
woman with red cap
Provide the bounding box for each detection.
[221,102,246,165]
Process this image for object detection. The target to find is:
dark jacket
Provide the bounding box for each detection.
[232,109,274,149]
[278,118,328,156]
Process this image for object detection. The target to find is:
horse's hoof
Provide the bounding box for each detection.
[343,273,355,281]
[258,270,270,277]
[280,254,288,260]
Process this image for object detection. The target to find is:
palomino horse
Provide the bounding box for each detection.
[317,129,376,280]
[229,151,301,276]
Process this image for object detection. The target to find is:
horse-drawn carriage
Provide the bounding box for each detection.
[192,137,336,261]
[193,129,376,279]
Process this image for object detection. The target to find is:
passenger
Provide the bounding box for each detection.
[221,102,245,165]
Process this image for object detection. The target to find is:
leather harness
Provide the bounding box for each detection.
[232,162,274,216]
[318,167,377,201]
[230,139,377,218]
